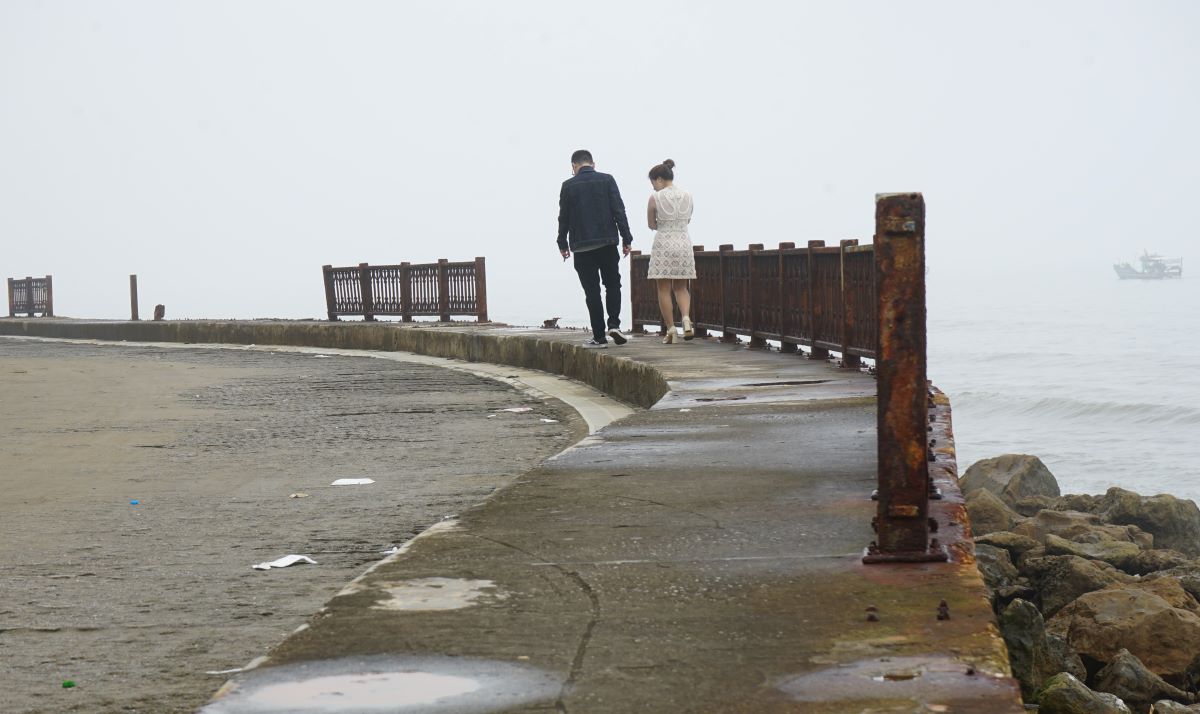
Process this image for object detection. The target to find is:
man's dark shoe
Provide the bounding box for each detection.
[607,329,627,345]
[581,339,609,349]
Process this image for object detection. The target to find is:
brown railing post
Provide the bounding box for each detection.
[437,258,450,322]
[358,262,376,322]
[43,276,53,317]
[806,242,828,359]
[864,192,944,564]
[747,244,765,348]
[778,242,797,353]
[691,245,704,338]
[400,262,413,322]
[839,240,861,368]
[129,274,140,321]
[7,277,15,317]
[719,244,734,342]
[24,276,34,317]
[628,251,643,333]
[474,256,488,322]
[322,265,338,321]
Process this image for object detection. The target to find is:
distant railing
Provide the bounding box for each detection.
[322,258,488,322]
[630,240,876,366]
[7,275,54,317]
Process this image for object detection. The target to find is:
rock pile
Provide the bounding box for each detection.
[965,454,1200,713]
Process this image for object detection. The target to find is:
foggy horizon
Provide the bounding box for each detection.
[3,1,1197,325]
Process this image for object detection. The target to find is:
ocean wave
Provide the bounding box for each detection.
[956,393,1200,426]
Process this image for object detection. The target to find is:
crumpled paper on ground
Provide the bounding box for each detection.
[252,554,317,571]
[331,478,375,486]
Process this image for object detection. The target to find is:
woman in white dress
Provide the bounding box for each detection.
[646,159,696,344]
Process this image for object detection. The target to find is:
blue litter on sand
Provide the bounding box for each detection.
[130,500,140,505]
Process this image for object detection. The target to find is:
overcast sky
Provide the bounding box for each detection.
[2,1,1196,324]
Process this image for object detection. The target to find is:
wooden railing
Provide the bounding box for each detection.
[322,258,487,322]
[7,275,54,317]
[630,240,876,365]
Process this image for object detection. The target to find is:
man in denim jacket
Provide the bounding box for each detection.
[557,149,633,348]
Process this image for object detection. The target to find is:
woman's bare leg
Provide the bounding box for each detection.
[656,279,675,331]
[672,280,691,321]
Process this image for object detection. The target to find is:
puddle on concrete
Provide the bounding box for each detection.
[202,655,559,714]
[369,577,505,611]
[778,656,1013,707]
[739,380,830,387]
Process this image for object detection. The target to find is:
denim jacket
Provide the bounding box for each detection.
[556,166,634,252]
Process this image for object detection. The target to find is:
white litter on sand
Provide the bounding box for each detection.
[499,407,533,413]
[252,554,317,571]
[540,418,559,423]
[331,478,375,486]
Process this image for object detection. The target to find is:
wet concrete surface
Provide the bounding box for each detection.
[0,338,578,713]
[0,321,1022,712]
[197,328,1021,713]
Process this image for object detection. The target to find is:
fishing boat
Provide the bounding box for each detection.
[1113,251,1183,280]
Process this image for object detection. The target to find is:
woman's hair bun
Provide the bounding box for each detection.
[662,159,675,170]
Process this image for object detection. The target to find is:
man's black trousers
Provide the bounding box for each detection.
[573,244,622,342]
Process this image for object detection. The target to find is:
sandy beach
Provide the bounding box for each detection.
[0,338,578,713]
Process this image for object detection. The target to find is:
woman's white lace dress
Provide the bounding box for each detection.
[647,186,696,279]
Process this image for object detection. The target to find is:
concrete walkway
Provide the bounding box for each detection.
[0,320,1023,712]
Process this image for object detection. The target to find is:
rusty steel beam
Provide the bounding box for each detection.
[864,192,946,564]
[129,274,140,321]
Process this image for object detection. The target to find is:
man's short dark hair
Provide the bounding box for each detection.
[571,149,593,165]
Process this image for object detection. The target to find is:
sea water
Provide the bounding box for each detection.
[929,269,1200,504]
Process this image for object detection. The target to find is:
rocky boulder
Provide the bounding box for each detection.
[999,598,1086,700]
[1125,577,1200,613]
[1047,586,1200,680]
[1099,487,1200,558]
[1013,494,1060,517]
[1147,564,1200,603]
[976,531,1041,562]
[961,454,1061,506]
[1036,672,1130,713]
[1044,534,1141,570]
[975,543,1019,592]
[1151,701,1200,713]
[1125,549,1192,576]
[1013,509,1149,547]
[1020,555,1131,618]
[966,489,1023,536]
[1094,649,1194,713]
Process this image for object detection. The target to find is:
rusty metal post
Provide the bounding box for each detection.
[322,265,338,321]
[864,192,945,564]
[719,244,734,342]
[747,244,766,348]
[806,242,828,359]
[400,262,413,322]
[358,263,375,322]
[779,242,797,353]
[474,256,488,322]
[839,240,862,368]
[691,245,704,338]
[7,278,14,317]
[437,258,450,322]
[129,274,140,321]
[44,275,53,317]
[24,276,34,317]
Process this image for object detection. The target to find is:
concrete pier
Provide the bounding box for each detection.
[0,319,1023,712]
